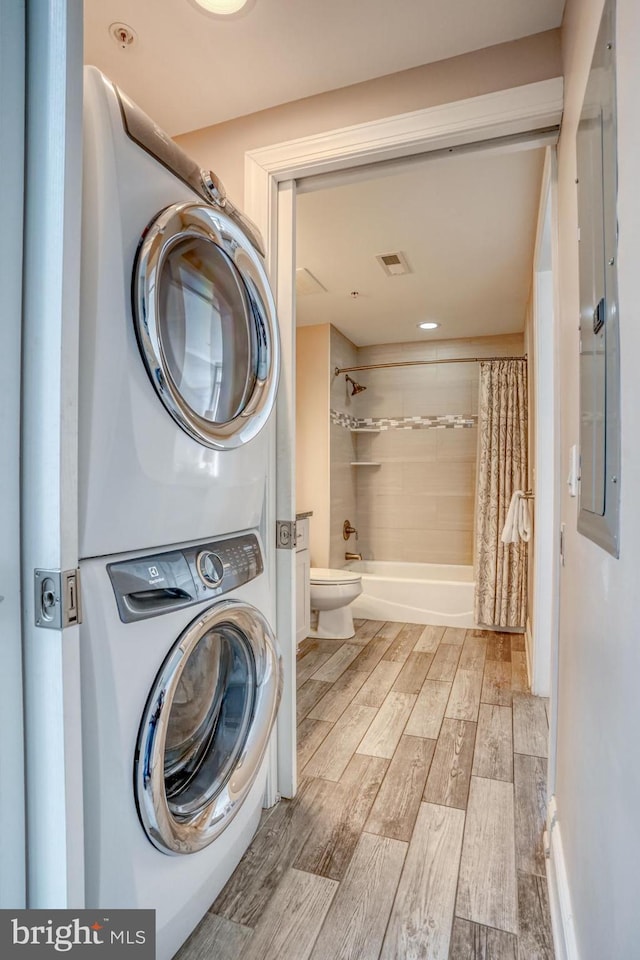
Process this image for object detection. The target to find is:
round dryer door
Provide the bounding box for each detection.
[133,201,280,449]
[135,599,281,855]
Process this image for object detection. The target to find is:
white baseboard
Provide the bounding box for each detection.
[546,796,580,960]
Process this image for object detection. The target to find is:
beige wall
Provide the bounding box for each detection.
[351,334,523,565]
[553,0,640,957]
[296,324,330,567]
[176,30,561,206]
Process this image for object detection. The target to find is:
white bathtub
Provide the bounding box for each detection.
[344,560,475,627]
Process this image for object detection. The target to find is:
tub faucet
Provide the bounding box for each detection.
[345,552,362,561]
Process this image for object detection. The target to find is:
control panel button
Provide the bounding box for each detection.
[196,551,224,587]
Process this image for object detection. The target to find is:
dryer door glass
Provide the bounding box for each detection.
[159,238,257,426]
[134,202,280,450]
[163,621,256,816]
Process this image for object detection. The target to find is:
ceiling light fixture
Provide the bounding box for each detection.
[417,321,440,330]
[190,0,255,17]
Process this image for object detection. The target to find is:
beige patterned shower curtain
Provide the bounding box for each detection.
[474,359,528,629]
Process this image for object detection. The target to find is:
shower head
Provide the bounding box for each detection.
[345,374,367,396]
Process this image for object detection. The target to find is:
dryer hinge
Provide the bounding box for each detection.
[276,520,297,550]
[34,568,82,629]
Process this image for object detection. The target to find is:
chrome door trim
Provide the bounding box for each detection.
[133,201,280,449]
[135,599,281,855]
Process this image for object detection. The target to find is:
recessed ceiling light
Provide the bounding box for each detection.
[417,321,440,330]
[190,0,255,17]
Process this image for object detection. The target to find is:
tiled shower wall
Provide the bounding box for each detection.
[329,327,359,568]
[338,333,524,565]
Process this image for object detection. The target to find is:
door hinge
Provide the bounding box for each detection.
[276,520,297,550]
[34,568,82,629]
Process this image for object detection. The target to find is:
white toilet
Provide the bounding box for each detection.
[309,568,363,640]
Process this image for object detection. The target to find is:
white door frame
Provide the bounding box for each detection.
[531,150,562,796]
[273,181,298,800]
[0,0,27,908]
[244,77,564,797]
[21,0,85,906]
[530,149,562,707]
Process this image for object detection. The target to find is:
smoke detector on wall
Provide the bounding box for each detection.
[376,251,411,277]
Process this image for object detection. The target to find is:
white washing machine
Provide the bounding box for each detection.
[79,66,280,559]
[79,530,281,959]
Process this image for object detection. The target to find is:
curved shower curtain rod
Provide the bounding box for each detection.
[334,355,527,375]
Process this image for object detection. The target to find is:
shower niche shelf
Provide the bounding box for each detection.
[349,427,380,433]
[350,461,381,466]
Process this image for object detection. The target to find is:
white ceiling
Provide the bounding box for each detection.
[84,0,564,135]
[295,147,545,346]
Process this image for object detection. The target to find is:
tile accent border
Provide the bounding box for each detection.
[330,409,477,430]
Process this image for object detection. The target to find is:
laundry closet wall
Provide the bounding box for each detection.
[175,32,561,206]
[551,0,640,955]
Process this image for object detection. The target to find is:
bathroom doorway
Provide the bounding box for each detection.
[295,146,542,615]
[244,83,563,798]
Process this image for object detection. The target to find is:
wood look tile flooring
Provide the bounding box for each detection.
[176,621,554,960]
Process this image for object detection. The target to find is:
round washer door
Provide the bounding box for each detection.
[135,599,281,855]
[133,201,280,449]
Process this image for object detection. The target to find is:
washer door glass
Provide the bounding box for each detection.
[134,201,280,450]
[159,238,257,427]
[163,620,255,817]
[136,600,281,855]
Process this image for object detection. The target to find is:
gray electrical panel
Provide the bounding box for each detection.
[577,0,620,557]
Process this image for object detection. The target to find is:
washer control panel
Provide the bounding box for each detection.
[196,551,224,587]
[183,534,263,599]
[108,532,264,623]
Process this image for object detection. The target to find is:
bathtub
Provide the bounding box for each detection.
[344,560,475,628]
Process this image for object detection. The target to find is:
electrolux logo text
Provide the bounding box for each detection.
[0,911,155,959]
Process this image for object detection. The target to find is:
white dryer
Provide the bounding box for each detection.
[79,531,281,959]
[79,67,280,559]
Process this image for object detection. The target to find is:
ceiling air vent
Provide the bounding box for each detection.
[376,251,411,277]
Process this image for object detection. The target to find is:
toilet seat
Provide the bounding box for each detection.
[310,567,362,586]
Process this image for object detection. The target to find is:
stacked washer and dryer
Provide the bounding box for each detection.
[78,67,281,959]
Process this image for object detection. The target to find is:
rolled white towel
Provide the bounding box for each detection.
[501,490,531,544]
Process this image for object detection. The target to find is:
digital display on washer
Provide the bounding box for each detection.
[108,533,263,623]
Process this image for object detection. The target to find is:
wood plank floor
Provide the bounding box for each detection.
[176,621,554,960]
